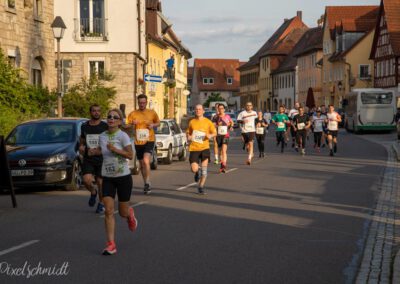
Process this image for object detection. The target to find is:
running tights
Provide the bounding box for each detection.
[296,130,307,149]
[256,134,265,153]
[314,132,322,147]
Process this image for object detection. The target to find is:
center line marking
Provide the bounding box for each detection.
[100,201,148,218]
[0,240,40,256]
[177,182,197,191]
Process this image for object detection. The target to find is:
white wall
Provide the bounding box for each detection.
[54,0,145,55]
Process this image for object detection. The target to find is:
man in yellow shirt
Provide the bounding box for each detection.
[186,104,217,195]
[126,94,160,194]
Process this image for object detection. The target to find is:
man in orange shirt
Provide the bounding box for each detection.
[126,94,160,194]
[186,104,217,195]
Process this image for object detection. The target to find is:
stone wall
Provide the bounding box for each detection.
[0,0,56,88]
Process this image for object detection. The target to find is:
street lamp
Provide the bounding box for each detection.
[51,16,67,118]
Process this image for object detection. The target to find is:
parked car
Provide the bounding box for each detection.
[5,118,88,191]
[155,119,187,164]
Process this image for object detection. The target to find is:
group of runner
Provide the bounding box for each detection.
[78,96,342,255]
[271,102,342,156]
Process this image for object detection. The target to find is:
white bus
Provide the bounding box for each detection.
[344,88,397,132]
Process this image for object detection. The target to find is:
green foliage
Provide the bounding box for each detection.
[203,92,226,108]
[62,76,116,118]
[0,49,56,136]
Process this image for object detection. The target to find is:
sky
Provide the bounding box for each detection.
[162,0,380,64]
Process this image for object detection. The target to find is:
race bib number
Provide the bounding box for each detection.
[256,127,265,135]
[102,158,119,176]
[193,130,206,144]
[218,126,228,136]
[86,134,100,149]
[136,129,150,141]
[244,124,255,132]
[277,122,285,128]
[328,121,338,130]
[297,123,305,130]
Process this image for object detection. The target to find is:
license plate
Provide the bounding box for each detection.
[11,169,34,176]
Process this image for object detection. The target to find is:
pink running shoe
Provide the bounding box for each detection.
[128,207,138,232]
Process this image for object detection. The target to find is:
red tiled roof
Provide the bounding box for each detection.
[293,26,323,57]
[383,0,400,55]
[194,59,242,92]
[263,27,308,57]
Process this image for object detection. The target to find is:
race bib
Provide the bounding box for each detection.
[102,158,119,176]
[297,123,305,130]
[136,129,150,141]
[218,126,228,136]
[277,122,285,128]
[256,127,265,135]
[86,134,100,149]
[244,124,255,132]
[328,121,338,130]
[193,130,206,144]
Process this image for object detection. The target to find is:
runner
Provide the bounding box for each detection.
[212,104,220,165]
[237,102,257,165]
[96,109,137,255]
[320,105,328,148]
[126,94,160,195]
[311,108,325,152]
[272,106,290,153]
[255,111,268,157]
[212,104,233,173]
[79,104,108,213]
[325,105,342,157]
[288,102,300,150]
[187,104,217,194]
[293,106,311,155]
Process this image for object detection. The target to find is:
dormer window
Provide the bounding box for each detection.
[227,77,233,85]
[203,78,214,85]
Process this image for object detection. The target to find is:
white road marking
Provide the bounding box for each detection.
[100,201,148,218]
[177,183,197,191]
[225,168,238,174]
[0,240,40,256]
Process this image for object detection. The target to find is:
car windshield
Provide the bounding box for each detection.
[361,92,393,105]
[155,121,170,135]
[6,122,76,145]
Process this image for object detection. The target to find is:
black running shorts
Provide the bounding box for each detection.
[135,142,155,160]
[102,175,133,202]
[216,136,229,148]
[242,132,255,144]
[327,130,338,138]
[82,160,102,177]
[189,149,211,164]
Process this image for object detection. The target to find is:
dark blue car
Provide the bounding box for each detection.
[6,118,87,191]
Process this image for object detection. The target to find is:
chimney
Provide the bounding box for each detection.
[297,11,302,21]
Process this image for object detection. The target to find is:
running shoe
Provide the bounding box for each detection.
[194,171,200,182]
[197,187,206,195]
[246,159,251,165]
[127,207,138,232]
[330,150,334,157]
[102,241,117,255]
[95,203,105,214]
[259,153,262,158]
[214,159,219,165]
[301,149,306,156]
[295,147,299,152]
[144,183,151,195]
[88,191,97,207]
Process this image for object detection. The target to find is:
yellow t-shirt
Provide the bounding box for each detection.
[126,109,160,145]
[187,118,216,152]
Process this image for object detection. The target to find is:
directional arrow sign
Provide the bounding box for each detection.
[144,74,163,83]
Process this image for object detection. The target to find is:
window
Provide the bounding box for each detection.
[227,77,233,85]
[89,60,105,79]
[7,0,16,9]
[34,0,42,19]
[80,0,105,37]
[209,78,214,85]
[8,56,16,67]
[31,58,42,86]
[361,92,392,104]
[359,65,370,79]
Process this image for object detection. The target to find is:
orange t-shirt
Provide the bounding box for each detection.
[186,117,216,152]
[126,109,160,145]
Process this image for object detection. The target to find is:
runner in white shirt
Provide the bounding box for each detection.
[325,105,342,157]
[237,102,257,165]
[311,108,325,152]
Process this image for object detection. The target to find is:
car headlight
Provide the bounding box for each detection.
[45,153,67,165]
[156,142,163,148]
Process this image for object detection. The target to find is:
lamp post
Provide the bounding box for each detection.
[51,16,66,118]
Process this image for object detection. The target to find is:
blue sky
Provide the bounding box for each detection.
[162,0,379,64]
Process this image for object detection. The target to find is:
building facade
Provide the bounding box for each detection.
[0,0,56,88]
[54,0,146,113]
[321,6,379,107]
[369,0,400,106]
[191,59,242,111]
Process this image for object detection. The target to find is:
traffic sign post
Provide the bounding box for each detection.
[144,74,163,83]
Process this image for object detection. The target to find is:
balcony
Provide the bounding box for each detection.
[74,18,108,41]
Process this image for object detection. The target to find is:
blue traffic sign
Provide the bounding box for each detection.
[144,74,163,83]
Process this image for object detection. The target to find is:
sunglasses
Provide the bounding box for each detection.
[107,115,121,120]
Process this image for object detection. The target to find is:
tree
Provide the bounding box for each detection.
[203,92,226,108]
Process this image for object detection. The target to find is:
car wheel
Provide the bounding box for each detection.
[151,149,158,170]
[65,160,82,191]
[163,145,173,164]
[131,156,140,175]
[179,144,187,161]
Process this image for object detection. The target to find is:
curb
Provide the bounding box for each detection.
[392,142,400,161]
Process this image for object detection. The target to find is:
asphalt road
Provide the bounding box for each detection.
[0,129,392,284]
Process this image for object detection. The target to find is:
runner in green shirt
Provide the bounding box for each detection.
[272,106,290,153]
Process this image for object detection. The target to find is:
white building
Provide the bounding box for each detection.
[54,0,146,112]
